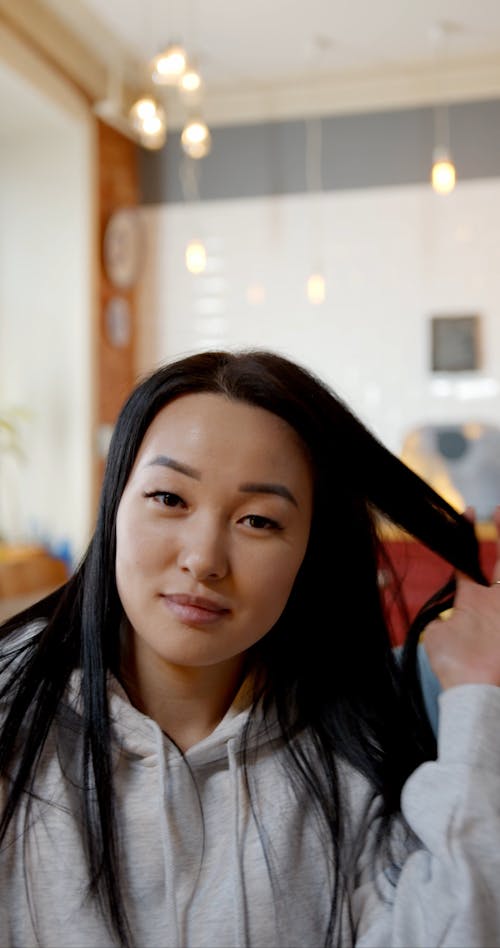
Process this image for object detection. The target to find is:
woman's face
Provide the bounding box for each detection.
[115,392,313,676]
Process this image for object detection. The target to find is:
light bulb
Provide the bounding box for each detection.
[431,149,456,194]
[307,273,326,305]
[141,113,161,135]
[180,68,202,93]
[185,239,207,274]
[181,119,211,159]
[129,97,167,150]
[140,119,167,149]
[151,45,187,85]
[129,96,157,127]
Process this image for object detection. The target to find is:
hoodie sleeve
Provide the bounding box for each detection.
[353,684,500,948]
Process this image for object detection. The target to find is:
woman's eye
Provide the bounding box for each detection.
[241,514,282,531]
[144,491,185,509]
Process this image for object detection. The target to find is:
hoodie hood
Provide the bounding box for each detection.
[65,668,282,766]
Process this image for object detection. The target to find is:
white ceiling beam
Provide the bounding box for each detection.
[165,55,500,129]
[0,0,140,107]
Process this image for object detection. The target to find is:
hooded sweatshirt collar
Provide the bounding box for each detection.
[65,668,282,768]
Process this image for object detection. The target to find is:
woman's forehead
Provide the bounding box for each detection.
[133,392,312,482]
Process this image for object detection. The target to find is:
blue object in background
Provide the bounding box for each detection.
[417,645,441,737]
[48,538,74,575]
[394,644,441,737]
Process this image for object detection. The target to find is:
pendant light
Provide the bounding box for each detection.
[179,65,203,108]
[307,273,326,305]
[181,118,212,159]
[429,23,457,195]
[431,104,456,195]
[185,239,207,274]
[179,159,207,275]
[431,148,456,195]
[180,66,203,95]
[151,44,187,86]
[129,95,167,150]
[305,116,326,304]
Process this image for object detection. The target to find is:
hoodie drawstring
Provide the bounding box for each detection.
[155,726,181,948]
[228,737,249,948]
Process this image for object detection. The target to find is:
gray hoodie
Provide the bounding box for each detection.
[1,663,500,947]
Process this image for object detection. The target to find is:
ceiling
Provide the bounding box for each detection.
[45,0,500,82]
[26,0,500,126]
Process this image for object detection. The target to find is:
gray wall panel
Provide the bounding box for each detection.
[139,99,500,204]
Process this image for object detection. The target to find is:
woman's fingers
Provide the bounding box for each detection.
[424,505,500,689]
[463,505,476,523]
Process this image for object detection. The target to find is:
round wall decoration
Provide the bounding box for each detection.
[103,207,142,290]
[104,296,132,348]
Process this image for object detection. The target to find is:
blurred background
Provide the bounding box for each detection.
[1,0,500,630]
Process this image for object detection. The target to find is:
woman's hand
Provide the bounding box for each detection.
[424,506,500,689]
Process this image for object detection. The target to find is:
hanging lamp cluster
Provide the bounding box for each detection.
[129,42,211,155]
[129,95,167,149]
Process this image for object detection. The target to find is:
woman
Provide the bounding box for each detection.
[1,349,499,948]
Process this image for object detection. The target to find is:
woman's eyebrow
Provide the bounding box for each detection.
[145,459,298,506]
[147,455,201,479]
[239,482,298,507]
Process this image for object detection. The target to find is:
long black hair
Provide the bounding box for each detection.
[0,350,487,945]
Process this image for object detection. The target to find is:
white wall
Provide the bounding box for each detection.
[137,180,500,455]
[0,73,94,563]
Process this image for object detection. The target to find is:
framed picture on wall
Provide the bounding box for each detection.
[431,314,481,372]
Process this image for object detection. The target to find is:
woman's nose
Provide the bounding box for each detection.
[177,517,229,581]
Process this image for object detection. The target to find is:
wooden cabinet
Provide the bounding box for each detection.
[0,545,68,623]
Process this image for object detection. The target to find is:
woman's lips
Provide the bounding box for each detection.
[161,594,231,626]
